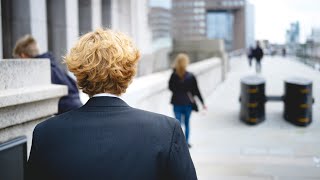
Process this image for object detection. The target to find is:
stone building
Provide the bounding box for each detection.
[171,0,255,51]
[0,0,171,75]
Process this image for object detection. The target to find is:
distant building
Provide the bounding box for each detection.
[307,28,320,43]
[171,0,255,51]
[148,0,173,72]
[286,22,300,45]
[303,28,320,59]
[149,7,171,41]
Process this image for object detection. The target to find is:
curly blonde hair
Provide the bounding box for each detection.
[173,53,190,79]
[64,28,140,96]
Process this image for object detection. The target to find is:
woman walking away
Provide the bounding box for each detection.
[169,53,206,148]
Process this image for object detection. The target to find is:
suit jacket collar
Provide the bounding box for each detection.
[83,96,130,107]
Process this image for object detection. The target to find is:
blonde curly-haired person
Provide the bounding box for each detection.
[26,29,197,180]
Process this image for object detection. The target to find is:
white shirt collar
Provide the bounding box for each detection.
[92,93,121,99]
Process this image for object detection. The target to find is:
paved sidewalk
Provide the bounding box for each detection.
[188,56,320,180]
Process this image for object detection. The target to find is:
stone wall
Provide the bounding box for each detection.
[0,59,67,152]
[137,46,172,76]
[170,39,227,63]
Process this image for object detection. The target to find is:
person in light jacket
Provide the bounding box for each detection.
[169,53,206,148]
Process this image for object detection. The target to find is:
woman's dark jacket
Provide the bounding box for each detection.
[35,52,82,114]
[169,71,204,106]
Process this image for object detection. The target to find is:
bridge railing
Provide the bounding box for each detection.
[228,49,246,58]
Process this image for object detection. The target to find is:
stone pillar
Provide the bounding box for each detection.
[47,0,79,65]
[111,0,132,35]
[233,8,246,50]
[79,0,102,35]
[66,0,79,51]
[1,0,31,58]
[91,0,102,30]
[1,0,48,58]
[79,0,92,35]
[0,0,2,59]
[110,0,119,29]
[101,0,112,28]
[0,59,67,152]
[111,0,155,76]
[30,0,48,53]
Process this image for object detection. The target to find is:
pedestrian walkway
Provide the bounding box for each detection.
[189,56,320,180]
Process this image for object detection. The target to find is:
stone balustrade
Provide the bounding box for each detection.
[0,59,67,152]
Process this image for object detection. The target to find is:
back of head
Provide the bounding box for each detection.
[173,53,190,79]
[13,35,39,58]
[64,28,140,96]
[256,41,261,48]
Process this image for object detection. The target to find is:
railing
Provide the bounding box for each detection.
[293,56,320,71]
[228,49,245,58]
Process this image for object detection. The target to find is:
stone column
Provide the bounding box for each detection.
[111,0,132,36]
[79,0,92,35]
[2,0,31,58]
[79,0,102,35]
[101,0,112,28]
[47,0,79,65]
[1,0,48,58]
[110,0,119,29]
[30,0,48,53]
[91,0,102,30]
[0,0,2,59]
[66,0,79,51]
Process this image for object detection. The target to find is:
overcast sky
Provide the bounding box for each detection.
[249,0,320,43]
[149,0,320,44]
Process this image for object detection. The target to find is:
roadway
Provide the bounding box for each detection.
[189,55,320,180]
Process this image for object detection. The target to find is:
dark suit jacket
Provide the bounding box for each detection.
[27,97,197,180]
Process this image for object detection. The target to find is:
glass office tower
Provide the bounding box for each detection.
[206,11,234,51]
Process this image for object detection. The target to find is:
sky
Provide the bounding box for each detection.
[149,0,320,44]
[249,0,320,44]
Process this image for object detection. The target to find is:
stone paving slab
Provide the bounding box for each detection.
[188,56,320,179]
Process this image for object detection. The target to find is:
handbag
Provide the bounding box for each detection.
[187,92,199,112]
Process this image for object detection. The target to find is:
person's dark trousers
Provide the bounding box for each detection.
[255,59,262,73]
[173,105,192,143]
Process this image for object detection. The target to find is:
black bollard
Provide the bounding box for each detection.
[283,77,314,126]
[240,75,266,125]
